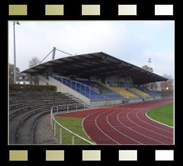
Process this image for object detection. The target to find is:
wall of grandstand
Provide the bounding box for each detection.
[37,75,91,105]
[90,98,124,107]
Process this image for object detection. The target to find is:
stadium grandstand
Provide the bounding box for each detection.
[9,51,172,145]
[21,52,167,107]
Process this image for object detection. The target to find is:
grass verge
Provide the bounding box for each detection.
[55,117,95,145]
[146,103,173,127]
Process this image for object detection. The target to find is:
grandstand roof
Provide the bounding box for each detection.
[22,52,167,85]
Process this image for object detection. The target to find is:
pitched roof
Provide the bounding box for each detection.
[22,52,167,85]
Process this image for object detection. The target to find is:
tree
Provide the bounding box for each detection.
[142,65,153,73]
[9,63,20,84]
[141,65,156,89]
[28,57,40,85]
[29,57,40,68]
[160,74,173,92]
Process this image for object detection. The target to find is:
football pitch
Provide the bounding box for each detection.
[146,103,173,127]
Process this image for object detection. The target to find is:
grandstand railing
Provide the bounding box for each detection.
[53,75,120,99]
[50,104,95,145]
[54,75,93,97]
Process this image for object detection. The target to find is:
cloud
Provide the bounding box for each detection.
[141,51,174,77]
[8,21,174,78]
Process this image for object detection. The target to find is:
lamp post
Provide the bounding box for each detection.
[13,21,20,84]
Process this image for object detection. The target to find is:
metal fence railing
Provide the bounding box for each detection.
[50,104,95,145]
[53,75,123,100]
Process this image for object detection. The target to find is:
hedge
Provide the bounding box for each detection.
[9,84,57,91]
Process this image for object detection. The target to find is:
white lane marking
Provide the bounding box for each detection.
[83,109,108,144]
[82,99,173,145]
[115,110,164,144]
[145,111,174,128]
[83,109,119,144]
[136,111,173,134]
[106,109,143,144]
[127,110,173,140]
[95,110,120,144]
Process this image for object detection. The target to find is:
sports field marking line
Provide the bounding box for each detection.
[83,109,119,144]
[136,111,173,134]
[81,111,102,145]
[56,107,108,145]
[129,110,173,141]
[145,112,174,128]
[130,111,173,141]
[83,99,172,145]
[52,108,97,145]
[58,107,122,145]
[95,110,120,145]
[119,109,166,144]
[106,110,144,145]
[115,110,164,144]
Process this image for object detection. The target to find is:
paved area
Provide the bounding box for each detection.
[34,115,59,144]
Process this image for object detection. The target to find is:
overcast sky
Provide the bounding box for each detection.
[8,21,174,78]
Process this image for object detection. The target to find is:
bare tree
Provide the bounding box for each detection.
[29,57,40,68]
[28,57,40,85]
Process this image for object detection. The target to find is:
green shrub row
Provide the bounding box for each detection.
[9,84,57,91]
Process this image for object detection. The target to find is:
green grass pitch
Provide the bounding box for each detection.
[55,117,94,145]
[146,103,173,127]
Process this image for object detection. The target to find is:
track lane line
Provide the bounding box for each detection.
[126,110,173,143]
[136,111,173,135]
[84,109,119,144]
[139,110,174,133]
[115,110,165,144]
[105,109,143,145]
[81,98,173,145]
[95,110,120,144]
[145,111,173,128]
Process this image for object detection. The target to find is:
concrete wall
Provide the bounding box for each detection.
[38,75,90,105]
[90,98,123,107]
[39,77,47,85]
[127,98,143,103]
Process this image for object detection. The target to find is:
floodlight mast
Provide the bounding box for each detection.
[148,58,152,69]
[13,21,20,84]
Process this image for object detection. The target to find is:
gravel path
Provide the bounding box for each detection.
[34,115,60,144]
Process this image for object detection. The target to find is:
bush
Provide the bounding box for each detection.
[9,84,57,91]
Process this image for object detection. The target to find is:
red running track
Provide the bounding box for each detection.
[57,98,174,145]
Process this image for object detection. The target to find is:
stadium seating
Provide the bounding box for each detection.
[99,82,138,99]
[54,76,160,100]
[135,86,160,96]
[9,90,85,144]
[110,87,138,99]
[130,87,150,97]
[78,80,122,99]
[55,77,105,99]
[54,76,122,99]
